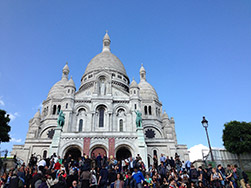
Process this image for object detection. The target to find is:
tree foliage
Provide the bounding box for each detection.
[0,109,11,143]
[222,121,251,155]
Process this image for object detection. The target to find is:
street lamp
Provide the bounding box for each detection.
[201,116,214,161]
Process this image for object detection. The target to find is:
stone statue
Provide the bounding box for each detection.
[135,110,142,128]
[100,80,106,95]
[57,110,65,127]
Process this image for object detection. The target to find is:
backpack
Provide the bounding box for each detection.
[190,169,198,179]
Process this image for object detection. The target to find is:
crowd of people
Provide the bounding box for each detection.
[0,152,249,188]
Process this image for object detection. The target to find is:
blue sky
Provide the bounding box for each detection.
[0,0,251,155]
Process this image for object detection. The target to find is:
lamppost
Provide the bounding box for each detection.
[201,116,214,161]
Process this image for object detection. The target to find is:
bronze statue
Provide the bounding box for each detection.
[57,110,65,127]
[135,110,142,128]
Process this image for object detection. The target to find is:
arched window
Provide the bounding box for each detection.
[98,107,105,127]
[144,106,148,115]
[149,106,152,115]
[153,150,157,158]
[134,104,137,110]
[43,150,47,159]
[148,156,151,168]
[52,105,57,115]
[119,119,123,132]
[57,105,61,114]
[66,103,68,109]
[79,119,83,132]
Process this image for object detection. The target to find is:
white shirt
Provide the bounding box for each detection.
[38,159,46,167]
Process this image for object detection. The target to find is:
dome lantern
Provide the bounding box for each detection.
[62,62,69,80]
[140,64,146,81]
[102,31,111,52]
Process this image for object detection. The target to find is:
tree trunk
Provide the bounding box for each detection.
[237,154,243,170]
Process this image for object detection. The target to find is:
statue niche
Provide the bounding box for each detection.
[99,76,106,95]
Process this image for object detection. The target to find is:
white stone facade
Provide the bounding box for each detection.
[11,32,189,167]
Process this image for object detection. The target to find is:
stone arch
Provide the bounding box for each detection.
[93,103,108,111]
[115,141,136,157]
[115,144,134,160]
[75,104,90,113]
[148,154,153,168]
[95,71,111,80]
[64,146,82,160]
[144,125,164,138]
[113,104,129,114]
[151,147,160,159]
[95,72,111,95]
[41,148,49,159]
[60,141,83,158]
[89,144,108,157]
[39,125,57,138]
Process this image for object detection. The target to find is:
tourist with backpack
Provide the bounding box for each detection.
[189,165,198,185]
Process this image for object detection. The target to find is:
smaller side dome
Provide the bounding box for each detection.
[65,76,76,89]
[138,64,159,100]
[47,63,71,98]
[130,78,139,88]
[138,81,159,100]
[47,80,67,98]
[162,110,169,119]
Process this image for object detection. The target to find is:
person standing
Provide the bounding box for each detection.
[114,173,124,188]
[80,164,91,188]
[153,155,158,169]
[98,165,109,188]
[132,168,144,188]
[210,167,222,188]
[234,164,246,188]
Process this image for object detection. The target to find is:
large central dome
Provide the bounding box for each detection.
[84,51,127,75]
[83,32,128,77]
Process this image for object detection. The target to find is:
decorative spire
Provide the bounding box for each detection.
[62,62,69,80]
[140,64,146,81]
[102,31,111,52]
[34,109,41,119]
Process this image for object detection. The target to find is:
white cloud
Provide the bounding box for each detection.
[0,96,5,106]
[37,103,43,109]
[10,138,22,143]
[10,134,22,143]
[188,144,209,162]
[9,112,20,121]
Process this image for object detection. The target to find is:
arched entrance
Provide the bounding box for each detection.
[64,147,81,161]
[116,147,132,161]
[91,147,107,158]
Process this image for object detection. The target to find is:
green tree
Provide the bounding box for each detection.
[0,109,11,143]
[222,121,251,168]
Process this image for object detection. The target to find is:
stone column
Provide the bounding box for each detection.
[83,138,91,156]
[49,126,62,156]
[136,127,148,170]
[109,138,115,158]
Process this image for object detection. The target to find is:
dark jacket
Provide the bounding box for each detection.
[9,175,20,188]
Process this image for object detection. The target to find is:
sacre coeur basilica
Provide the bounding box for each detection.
[11,32,189,168]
